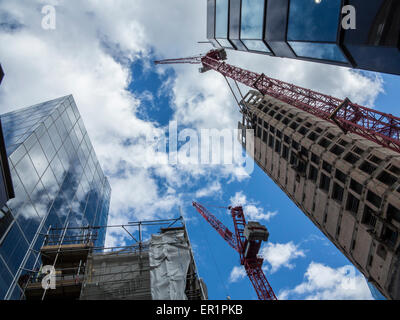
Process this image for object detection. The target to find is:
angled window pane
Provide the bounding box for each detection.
[9,144,27,167]
[16,199,41,243]
[49,154,67,186]
[55,117,68,142]
[241,0,264,39]
[288,0,342,42]
[215,0,229,38]
[15,154,40,195]
[0,223,28,274]
[73,123,83,144]
[28,141,49,178]
[39,130,56,162]
[6,174,28,219]
[217,39,233,49]
[66,106,77,124]
[243,40,270,53]
[41,166,60,203]
[216,38,233,48]
[289,42,347,63]
[61,110,73,133]
[48,124,62,152]
[0,257,13,299]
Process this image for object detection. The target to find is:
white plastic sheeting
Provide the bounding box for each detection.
[149,230,191,300]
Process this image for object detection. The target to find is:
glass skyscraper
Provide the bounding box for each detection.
[0,95,111,300]
[0,64,4,85]
[207,0,400,75]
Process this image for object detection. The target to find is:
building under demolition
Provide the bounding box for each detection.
[239,90,400,300]
[20,217,207,300]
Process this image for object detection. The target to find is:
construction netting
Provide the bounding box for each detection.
[149,230,191,300]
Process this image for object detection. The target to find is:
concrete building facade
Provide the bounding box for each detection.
[238,90,400,300]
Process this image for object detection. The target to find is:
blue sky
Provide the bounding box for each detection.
[0,0,395,300]
[128,58,394,300]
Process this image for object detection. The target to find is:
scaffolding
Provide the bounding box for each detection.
[20,217,207,300]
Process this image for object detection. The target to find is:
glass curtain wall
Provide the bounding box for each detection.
[287,0,348,63]
[240,0,270,53]
[215,0,233,48]
[0,96,111,299]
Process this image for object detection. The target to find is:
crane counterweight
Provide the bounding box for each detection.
[244,221,269,242]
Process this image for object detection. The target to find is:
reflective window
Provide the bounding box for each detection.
[30,181,51,219]
[55,117,68,142]
[215,0,233,48]
[289,42,347,62]
[15,154,40,195]
[242,40,270,53]
[241,0,264,39]
[288,0,342,42]
[287,0,347,63]
[240,0,269,53]
[61,111,73,133]
[0,256,13,299]
[28,141,48,178]
[57,146,70,173]
[84,189,99,226]
[48,124,62,152]
[63,136,76,161]
[41,167,59,202]
[216,38,233,49]
[9,144,26,167]
[73,123,83,144]
[49,154,66,186]
[215,0,229,38]
[39,130,56,162]
[6,174,27,218]
[69,126,80,149]
[49,189,70,226]
[0,96,111,298]
[66,106,77,124]
[16,199,41,243]
[0,223,29,275]
[44,208,62,231]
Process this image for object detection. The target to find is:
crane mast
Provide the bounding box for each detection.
[155,49,400,154]
[192,202,277,300]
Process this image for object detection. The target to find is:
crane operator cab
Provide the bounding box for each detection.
[243,222,269,260]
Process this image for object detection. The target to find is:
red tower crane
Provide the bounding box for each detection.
[155,49,400,154]
[192,201,277,300]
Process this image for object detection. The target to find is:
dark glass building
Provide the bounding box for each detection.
[0,95,111,300]
[0,64,4,85]
[207,0,400,75]
[0,63,15,211]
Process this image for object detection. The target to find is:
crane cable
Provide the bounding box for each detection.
[198,211,231,300]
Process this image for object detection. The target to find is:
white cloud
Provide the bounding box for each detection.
[229,191,278,222]
[195,181,222,199]
[229,266,247,283]
[278,262,373,300]
[260,242,305,273]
